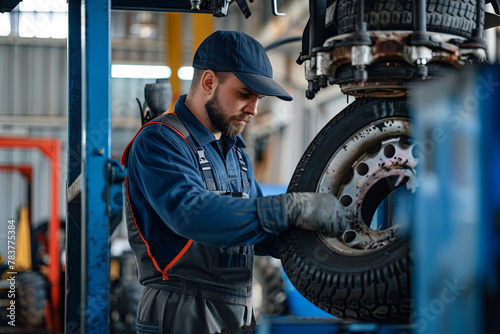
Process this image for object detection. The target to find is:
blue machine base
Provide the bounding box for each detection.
[256,316,414,334]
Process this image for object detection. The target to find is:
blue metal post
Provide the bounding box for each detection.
[66,0,83,332]
[411,66,500,334]
[81,0,111,332]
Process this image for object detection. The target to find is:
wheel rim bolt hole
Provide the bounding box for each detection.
[356,162,369,176]
[384,144,396,158]
[340,194,353,207]
[342,230,357,243]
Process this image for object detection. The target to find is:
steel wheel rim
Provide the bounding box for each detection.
[317,117,417,256]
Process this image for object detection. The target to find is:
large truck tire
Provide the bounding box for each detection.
[279,97,415,323]
[335,0,481,38]
[16,271,47,327]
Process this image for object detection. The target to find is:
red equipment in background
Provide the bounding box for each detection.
[0,137,61,333]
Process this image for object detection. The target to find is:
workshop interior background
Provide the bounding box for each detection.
[1,0,500,332]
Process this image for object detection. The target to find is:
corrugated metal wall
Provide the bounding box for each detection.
[0,38,68,116]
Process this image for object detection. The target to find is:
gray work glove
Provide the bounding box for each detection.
[284,192,350,236]
[256,192,351,236]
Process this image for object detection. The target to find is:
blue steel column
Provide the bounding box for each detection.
[66,0,82,332]
[412,66,499,334]
[81,0,111,332]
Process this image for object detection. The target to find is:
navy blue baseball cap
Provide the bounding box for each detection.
[193,30,293,101]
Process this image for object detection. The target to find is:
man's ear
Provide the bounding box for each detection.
[200,70,217,96]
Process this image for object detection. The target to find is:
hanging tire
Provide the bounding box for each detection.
[252,257,288,322]
[16,271,48,328]
[279,97,417,323]
[335,0,481,39]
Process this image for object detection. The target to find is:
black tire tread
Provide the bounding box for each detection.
[252,257,288,318]
[280,232,411,322]
[336,0,480,39]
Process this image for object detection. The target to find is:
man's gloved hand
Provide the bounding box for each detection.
[283,192,350,236]
[256,192,351,236]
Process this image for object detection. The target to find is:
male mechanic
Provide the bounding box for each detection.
[122,30,352,333]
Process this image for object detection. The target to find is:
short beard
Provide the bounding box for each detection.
[205,88,249,137]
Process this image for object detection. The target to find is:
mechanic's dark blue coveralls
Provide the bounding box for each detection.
[122,95,286,333]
